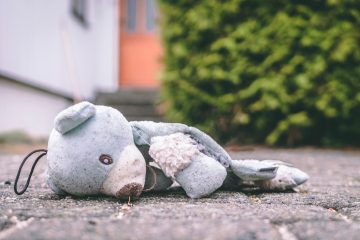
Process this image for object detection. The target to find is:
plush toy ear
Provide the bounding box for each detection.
[54,101,96,134]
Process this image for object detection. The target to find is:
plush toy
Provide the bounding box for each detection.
[14,102,309,199]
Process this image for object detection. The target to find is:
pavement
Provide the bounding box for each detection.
[1,147,360,240]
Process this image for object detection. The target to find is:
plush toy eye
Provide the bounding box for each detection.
[99,154,113,165]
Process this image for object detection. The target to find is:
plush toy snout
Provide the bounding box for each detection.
[100,145,146,199]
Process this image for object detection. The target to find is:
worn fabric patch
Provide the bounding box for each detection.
[149,133,200,178]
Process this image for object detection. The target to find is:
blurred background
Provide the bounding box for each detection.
[0,0,359,148]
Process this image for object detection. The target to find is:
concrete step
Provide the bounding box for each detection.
[95,88,163,122]
[96,88,159,105]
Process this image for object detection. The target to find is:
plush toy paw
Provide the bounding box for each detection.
[148,132,226,198]
[175,153,226,198]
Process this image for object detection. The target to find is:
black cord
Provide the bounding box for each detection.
[14,149,47,195]
[143,165,157,192]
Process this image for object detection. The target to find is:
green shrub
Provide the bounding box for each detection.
[159,0,360,146]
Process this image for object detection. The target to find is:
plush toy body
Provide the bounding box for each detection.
[39,102,309,199]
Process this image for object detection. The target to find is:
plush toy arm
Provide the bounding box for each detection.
[147,133,226,198]
[185,126,232,167]
[130,121,189,145]
[130,121,231,167]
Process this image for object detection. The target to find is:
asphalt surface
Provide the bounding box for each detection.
[1,148,360,240]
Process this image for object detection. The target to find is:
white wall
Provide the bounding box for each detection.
[0,80,71,136]
[0,0,119,99]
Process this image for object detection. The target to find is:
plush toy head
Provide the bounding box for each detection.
[46,102,146,199]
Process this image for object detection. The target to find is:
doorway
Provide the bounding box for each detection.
[119,0,162,88]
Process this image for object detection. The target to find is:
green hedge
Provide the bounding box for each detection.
[159,0,360,146]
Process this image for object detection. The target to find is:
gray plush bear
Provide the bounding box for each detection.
[15,102,309,199]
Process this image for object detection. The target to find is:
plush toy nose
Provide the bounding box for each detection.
[100,145,146,199]
[115,183,143,199]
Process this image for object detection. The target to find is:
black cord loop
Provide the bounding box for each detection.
[14,149,48,195]
[143,165,157,192]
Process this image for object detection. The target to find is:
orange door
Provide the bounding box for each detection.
[119,0,162,88]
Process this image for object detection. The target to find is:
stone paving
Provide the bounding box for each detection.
[1,148,360,240]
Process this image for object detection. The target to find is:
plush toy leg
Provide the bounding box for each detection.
[175,153,227,199]
[222,161,266,191]
[255,164,309,190]
[229,159,309,190]
[230,160,278,181]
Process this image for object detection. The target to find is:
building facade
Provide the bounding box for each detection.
[0,0,162,136]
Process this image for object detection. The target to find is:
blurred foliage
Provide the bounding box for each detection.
[159,0,360,146]
[0,130,33,144]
